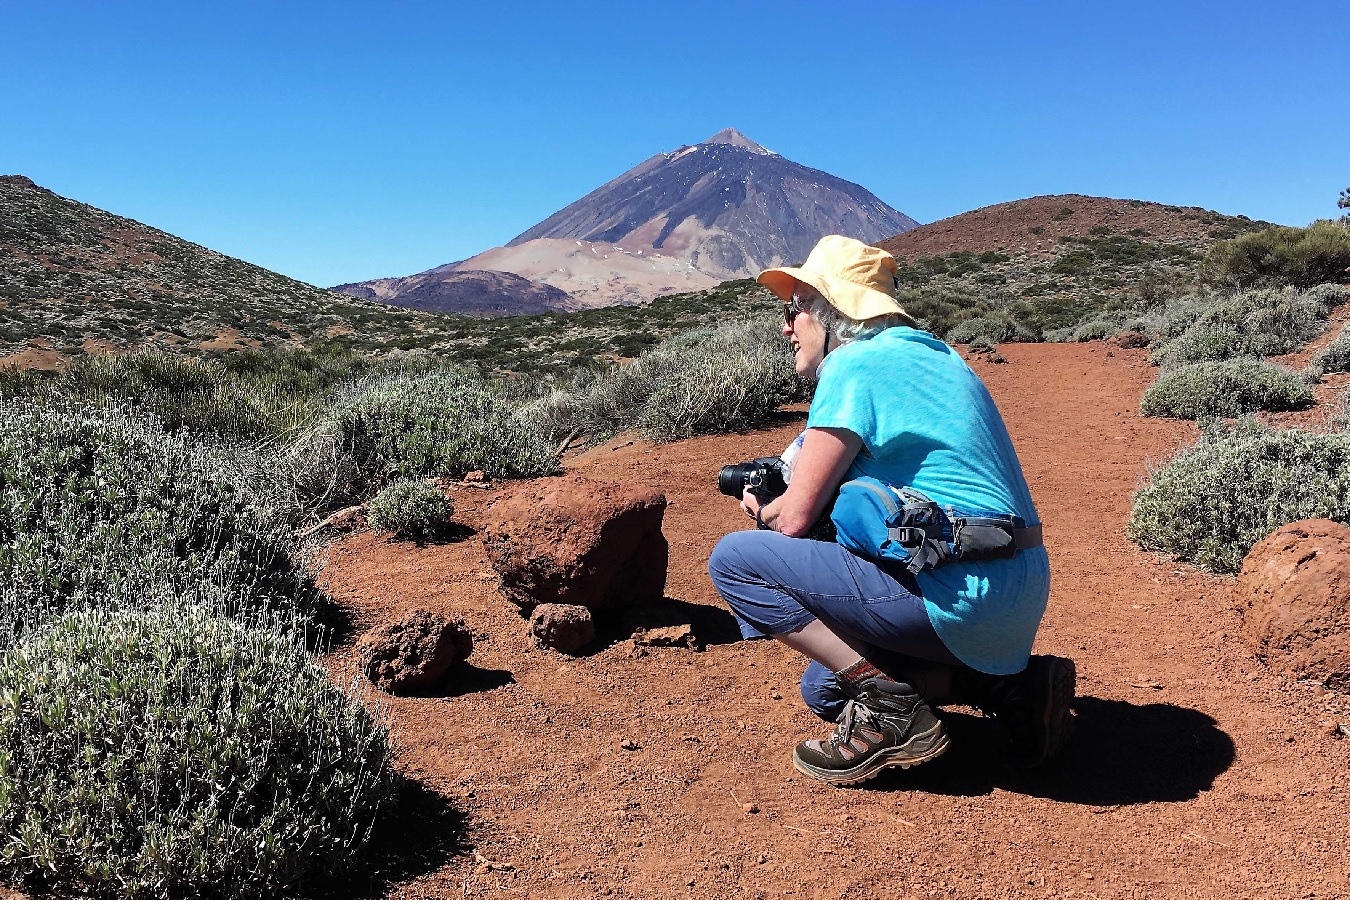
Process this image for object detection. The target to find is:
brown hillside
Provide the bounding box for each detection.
[316,339,1350,899]
[878,193,1266,260]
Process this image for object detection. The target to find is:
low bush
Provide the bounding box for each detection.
[52,353,269,439]
[945,315,1039,345]
[1140,358,1313,419]
[1128,419,1350,572]
[0,402,322,644]
[0,604,395,898]
[637,321,806,442]
[1068,318,1123,342]
[1308,322,1350,379]
[367,477,455,540]
[1204,220,1350,289]
[521,319,806,445]
[1151,284,1345,369]
[288,368,559,514]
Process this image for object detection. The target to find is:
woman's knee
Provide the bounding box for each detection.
[800,661,847,722]
[707,530,764,588]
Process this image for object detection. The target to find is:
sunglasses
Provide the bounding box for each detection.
[783,298,809,326]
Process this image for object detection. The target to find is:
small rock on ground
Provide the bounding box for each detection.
[359,610,473,694]
[530,603,596,654]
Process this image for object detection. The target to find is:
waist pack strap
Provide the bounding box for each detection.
[1014,524,1043,550]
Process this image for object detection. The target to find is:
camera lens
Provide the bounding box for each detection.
[717,463,751,498]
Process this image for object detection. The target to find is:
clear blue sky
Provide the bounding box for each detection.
[3,1,1346,287]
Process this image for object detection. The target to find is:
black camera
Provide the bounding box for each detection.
[717,457,789,501]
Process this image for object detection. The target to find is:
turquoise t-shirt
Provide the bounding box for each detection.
[806,326,1050,674]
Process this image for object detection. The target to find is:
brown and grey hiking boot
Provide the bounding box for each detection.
[962,655,1077,768]
[792,679,950,786]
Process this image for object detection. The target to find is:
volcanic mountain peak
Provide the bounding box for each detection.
[702,128,775,155]
[487,130,916,294]
[337,129,917,311]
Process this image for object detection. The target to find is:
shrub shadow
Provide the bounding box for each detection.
[860,695,1235,805]
[312,598,360,649]
[304,775,470,898]
[415,522,477,546]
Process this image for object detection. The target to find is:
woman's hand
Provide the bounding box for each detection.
[749,427,862,537]
[740,489,762,520]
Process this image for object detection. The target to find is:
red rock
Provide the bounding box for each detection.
[1115,331,1150,349]
[358,610,473,694]
[1236,519,1350,686]
[529,603,596,654]
[482,474,668,612]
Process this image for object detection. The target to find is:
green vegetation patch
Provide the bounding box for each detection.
[1140,358,1313,419]
[288,368,560,514]
[367,477,455,541]
[1150,284,1345,368]
[0,402,323,644]
[1308,321,1350,379]
[1204,220,1350,289]
[1129,419,1350,573]
[522,319,807,446]
[0,604,395,899]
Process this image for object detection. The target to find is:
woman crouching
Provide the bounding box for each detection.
[708,235,1074,786]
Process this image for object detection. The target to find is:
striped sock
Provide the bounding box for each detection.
[834,658,888,690]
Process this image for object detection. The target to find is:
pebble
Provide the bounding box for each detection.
[742,802,760,814]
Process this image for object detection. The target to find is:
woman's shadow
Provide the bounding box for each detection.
[863,694,1236,805]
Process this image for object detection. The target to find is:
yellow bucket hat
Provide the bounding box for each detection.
[757,235,915,325]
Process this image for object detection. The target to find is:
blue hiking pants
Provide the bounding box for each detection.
[707,529,960,722]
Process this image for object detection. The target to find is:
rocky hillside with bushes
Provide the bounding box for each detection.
[0,175,479,362]
[875,194,1275,340]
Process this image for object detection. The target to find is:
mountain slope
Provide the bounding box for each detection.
[331,268,577,316]
[872,193,1274,337]
[0,175,472,362]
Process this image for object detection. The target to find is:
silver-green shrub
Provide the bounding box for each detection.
[520,319,807,445]
[0,604,395,899]
[1139,358,1313,419]
[1129,419,1350,572]
[52,353,270,440]
[637,321,804,442]
[1150,284,1346,369]
[366,477,455,540]
[945,315,1039,345]
[288,368,560,512]
[1308,321,1350,379]
[0,402,322,644]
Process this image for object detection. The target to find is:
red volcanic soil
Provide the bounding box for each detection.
[319,341,1350,900]
[877,194,1257,260]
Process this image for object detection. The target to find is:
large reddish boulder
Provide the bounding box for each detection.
[1236,519,1350,686]
[358,610,473,694]
[482,474,668,612]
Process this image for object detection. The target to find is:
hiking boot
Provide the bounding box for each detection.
[792,679,950,786]
[963,655,1076,768]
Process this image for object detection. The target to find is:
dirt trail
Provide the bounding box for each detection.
[321,342,1350,900]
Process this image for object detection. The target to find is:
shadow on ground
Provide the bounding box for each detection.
[304,776,470,898]
[861,695,1235,805]
[430,662,516,697]
[569,596,745,656]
